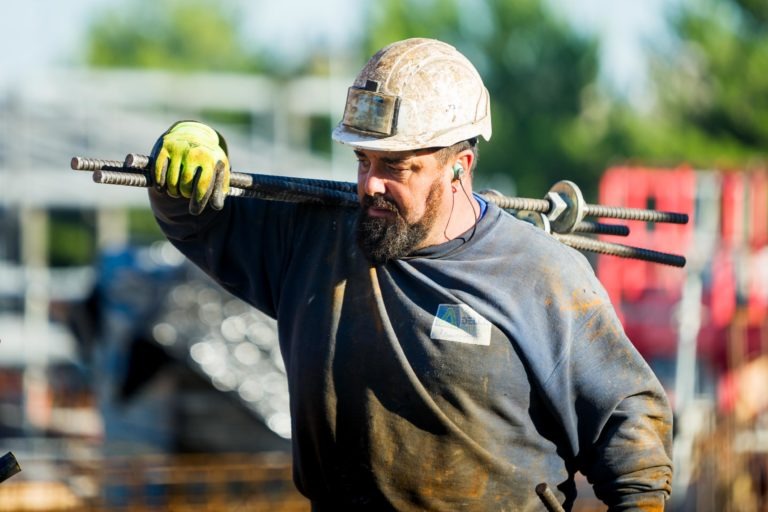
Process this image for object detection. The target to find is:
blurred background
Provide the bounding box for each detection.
[0,0,766,510]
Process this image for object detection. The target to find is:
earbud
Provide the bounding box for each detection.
[452,163,464,181]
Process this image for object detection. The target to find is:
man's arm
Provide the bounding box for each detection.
[148,121,297,317]
[550,300,673,510]
[515,237,673,510]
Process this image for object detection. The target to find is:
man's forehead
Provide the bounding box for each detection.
[353,147,438,162]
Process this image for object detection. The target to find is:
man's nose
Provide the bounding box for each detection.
[361,167,387,197]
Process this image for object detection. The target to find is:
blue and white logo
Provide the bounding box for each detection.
[430,304,491,346]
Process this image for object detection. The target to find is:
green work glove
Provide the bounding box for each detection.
[151,121,230,215]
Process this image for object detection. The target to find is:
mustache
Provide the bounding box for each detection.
[361,195,401,215]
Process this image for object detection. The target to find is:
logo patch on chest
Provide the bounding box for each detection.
[430,304,492,346]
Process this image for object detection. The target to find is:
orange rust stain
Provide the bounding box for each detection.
[639,395,673,443]
[560,291,604,317]
[582,311,622,342]
[417,447,490,500]
[544,282,607,318]
[626,493,668,511]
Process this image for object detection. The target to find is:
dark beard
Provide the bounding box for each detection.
[355,182,442,264]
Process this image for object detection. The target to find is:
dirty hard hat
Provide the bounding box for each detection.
[332,38,492,151]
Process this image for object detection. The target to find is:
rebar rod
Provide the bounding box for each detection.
[124,153,151,168]
[71,156,125,171]
[573,220,630,236]
[585,203,688,224]
[92,169,359,207]
[535,483,565,512]
[123,153,358,194]
[554,234,686,267]
[484,195,552,212]
[482,188,687,225]
[0,452,21,484]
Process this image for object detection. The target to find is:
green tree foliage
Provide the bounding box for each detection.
[85,0,261,72]
[71,0,262,265]
[364,0,605,197]
[636,0,768,168]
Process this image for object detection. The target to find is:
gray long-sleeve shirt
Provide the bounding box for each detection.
[150,190,673,511]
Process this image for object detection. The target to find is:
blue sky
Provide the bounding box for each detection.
[0,0,677,98]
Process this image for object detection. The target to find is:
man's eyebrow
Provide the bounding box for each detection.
[353,149,416,165]
[353,150,417,165]
[381,155,409,165]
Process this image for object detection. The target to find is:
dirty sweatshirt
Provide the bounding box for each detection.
[150,189,673,511]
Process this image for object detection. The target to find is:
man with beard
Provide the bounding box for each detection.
[148,38,673,510]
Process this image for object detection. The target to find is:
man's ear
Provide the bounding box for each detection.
[456,150,474,178]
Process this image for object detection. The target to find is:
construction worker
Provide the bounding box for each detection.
[149,38,673,511]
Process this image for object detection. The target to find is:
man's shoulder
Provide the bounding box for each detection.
[486,205,585,260]
[483,204,603,290]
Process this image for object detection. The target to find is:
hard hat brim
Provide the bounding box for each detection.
[331,122,491,152]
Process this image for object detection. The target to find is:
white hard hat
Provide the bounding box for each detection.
[332,38,492,151]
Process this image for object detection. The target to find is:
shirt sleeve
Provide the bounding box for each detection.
[148,188,298,317]
[541,284,673,510]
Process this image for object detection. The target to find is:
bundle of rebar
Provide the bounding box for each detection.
[71,154,688,267]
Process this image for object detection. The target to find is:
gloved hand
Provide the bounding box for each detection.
[151,121,230,215]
